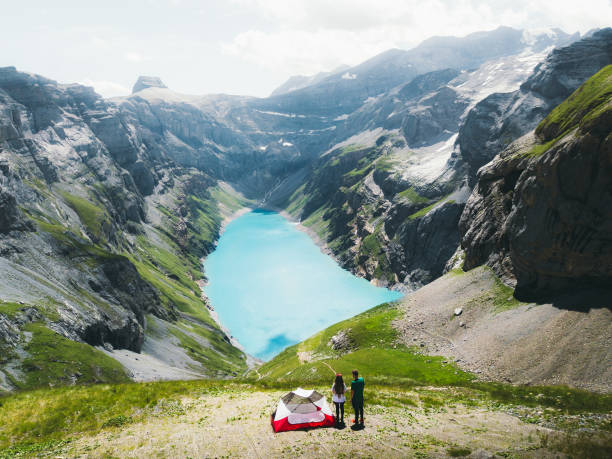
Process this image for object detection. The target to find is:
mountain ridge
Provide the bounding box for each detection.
[0,27,610,392]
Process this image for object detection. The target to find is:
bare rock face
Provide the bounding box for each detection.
[329,329,354,353]
[101,257,177,324]
[0,187,22,233]
[460,66,612,296]
[132,76,167,94]
[388,200,466,287]
[0,169,33,233]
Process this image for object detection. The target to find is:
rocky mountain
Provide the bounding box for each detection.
[460,65,612,296]
[454,28,612,185]
[277,30,609,290]
[1,26,609,391]
[132,76,168,94]
[270,65,350,96]
[0,67,248,390]
[260,27,577,117]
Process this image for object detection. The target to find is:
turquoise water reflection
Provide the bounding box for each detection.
[203,210,402,360]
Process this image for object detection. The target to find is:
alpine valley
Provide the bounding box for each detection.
[1,25,611,458]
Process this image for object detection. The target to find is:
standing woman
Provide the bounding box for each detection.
[331,373,347,426]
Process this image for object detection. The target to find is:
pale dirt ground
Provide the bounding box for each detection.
[394,267,612,393]
[49,389,564,459]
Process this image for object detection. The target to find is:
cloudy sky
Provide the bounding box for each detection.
[3,0,611,98]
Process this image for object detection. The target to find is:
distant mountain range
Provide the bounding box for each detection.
[1,26,611,391]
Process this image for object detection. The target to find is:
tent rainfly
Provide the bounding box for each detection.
[271,388,335,432]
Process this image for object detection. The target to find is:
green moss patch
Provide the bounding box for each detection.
[536,65,612,141]
[397,187,429,204]
[409,196,453,220]
[16,324,129,390]
[59,191,111,242]
[463,268,525,314]
[170,321,246,376]
[0,302,26,319]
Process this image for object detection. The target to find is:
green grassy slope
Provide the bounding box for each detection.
[0,322,612,457]
[536,65,612,141]
[1,176,251,391]
[526,65,612,156]
[250,292,611,414]
[253,302,471,387]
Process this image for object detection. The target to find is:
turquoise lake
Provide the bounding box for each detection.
[203,209,402,360]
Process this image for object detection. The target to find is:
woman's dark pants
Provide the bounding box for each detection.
[334,401,344,423]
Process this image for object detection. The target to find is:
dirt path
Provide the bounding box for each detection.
[46,388,575,458]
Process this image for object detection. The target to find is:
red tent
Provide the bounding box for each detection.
[271,388,335,432]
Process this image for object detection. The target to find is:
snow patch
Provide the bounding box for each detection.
[451,49,551,115]
[341,72,357,80]
[255,109,306,118]
[394,133,458,186]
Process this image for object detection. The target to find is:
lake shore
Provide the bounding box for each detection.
[201,208,401,359]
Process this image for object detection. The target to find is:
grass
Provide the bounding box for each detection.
[0,380,245,451]
[251,290,612,414]
[375,156,397,172]
[209,185,250,213]
[1,377,610,455]
[184,194,221,258]
[129,253,215,327]
[329,144,365,166]
[285,184,308,215]
[254,302,473,387]
[397,187,429,205]
[536,65,612,142]
[15,323,129,391]
[409,197,453,220]
[18,174,248,388]
[523,135,560,158]
[344,163,374,179]
[358,231,395,281]
[360,232,382,257]
[27,213,122,264]
[135,235,200,293]
[301,205,331,240]
[447,446,471,457]
[169,322,246,376]
[127,184,248,376]
[0,302,26,319]
[58,191,111,243]
[523,65,612,158]
[462,267,525,314]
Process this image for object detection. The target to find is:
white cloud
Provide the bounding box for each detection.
[79,79,131,98]
[224,0,612,79]
[124,52,149,63]
[222,27,406,75]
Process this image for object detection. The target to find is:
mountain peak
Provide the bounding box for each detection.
[132,76,167,94]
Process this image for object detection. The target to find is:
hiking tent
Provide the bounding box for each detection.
[271,388,335,432]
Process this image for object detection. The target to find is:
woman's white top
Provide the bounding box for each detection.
[331,383,347,403]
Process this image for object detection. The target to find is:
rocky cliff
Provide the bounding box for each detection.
[0,68,248,390]
[278,31,605,290]
[455,28,612,185]
[460,65,612,296]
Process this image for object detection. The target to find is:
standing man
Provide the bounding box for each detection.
[350,369,365,427]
